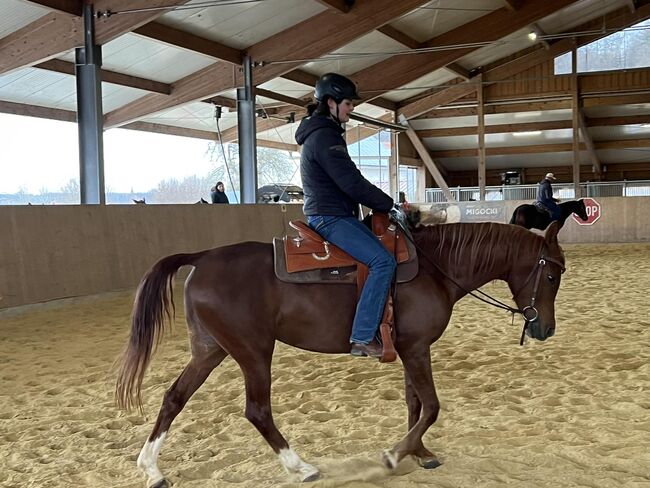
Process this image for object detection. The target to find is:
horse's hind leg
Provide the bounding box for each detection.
[383,346,441,470]
[237,346,320,482]
[137,338,228,488]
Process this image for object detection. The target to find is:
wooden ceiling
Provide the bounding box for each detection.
[1,0,650,183]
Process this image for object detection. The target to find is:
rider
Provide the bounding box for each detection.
[295,72,396,359]
[536,172,561,221]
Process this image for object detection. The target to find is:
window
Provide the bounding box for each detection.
[347,130,392,195]
[554,19,650,74]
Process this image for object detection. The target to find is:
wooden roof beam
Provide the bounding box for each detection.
[255,88,310,108]
[376,25,420,49]
[133,22,243,65]
[314,0,355,14]
[202,96,237,109]
[416,114,650,137]
[445,63,471,81]
[218,116,296,144]
[0,0,192,75]
[280,69,319,86]
[123,121,217,141]
[397,2,650,119]
[22,0,82,16]
[378,25,472,81]
[104,0,428,128]
[501,0,521,11]
[256,139,300,152]
[352,0,578,109]
[0,99,76,122]
[279,69,396,111]
[35,59,172,94]
[428,138,650,158]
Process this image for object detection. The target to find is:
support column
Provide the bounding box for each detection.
[571,40,581,197]
[389,111,399,200]
[477,74,486,201]
[75,3,105,204]
[237,55,258,204]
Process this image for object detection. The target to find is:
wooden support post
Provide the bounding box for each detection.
[579,109,602,179]
[477,74,486,201]
[416,166,427,203]
[571,41,581,197]
[389,112,399,201]
[399,116,456,202]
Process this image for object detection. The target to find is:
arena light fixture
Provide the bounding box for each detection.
[527,31,538,42]
[513,130,542,136]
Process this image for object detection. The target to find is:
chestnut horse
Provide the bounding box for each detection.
[509,199,588,230]
[116,221,566,487]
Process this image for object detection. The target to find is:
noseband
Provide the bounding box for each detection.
[513,252,565,345]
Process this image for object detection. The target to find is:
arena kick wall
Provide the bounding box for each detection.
[0,204,304,310]
[0,196,648,309]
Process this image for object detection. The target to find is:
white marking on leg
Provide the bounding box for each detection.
[381,449,398,470]
[137,432,167,486]
[278,447,320,482]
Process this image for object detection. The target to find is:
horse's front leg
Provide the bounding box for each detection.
[384,347,441,470]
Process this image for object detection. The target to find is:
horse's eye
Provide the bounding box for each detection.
[547,274,556,283]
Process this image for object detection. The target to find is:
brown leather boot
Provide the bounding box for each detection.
[350,339,383,358]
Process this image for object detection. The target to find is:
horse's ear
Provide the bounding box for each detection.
[545,221,561,246]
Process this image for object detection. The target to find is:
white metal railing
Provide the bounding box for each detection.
[425,180,650,202]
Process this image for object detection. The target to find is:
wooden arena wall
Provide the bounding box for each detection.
[504,197,650,243]
[1,197,648,309]
[0,204,304,310]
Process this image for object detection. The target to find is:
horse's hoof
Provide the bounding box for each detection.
[418,457,442,470]
[381,449,398,470]
[301,471,320,482]
[150,479,170,488]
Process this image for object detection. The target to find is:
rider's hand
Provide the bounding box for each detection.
[388,205,407,229]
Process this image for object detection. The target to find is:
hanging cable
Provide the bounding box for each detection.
[96,0,270,17]
[213,105,240,204]
[254,98,302,202]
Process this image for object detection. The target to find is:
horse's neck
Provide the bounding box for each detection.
[420,224,519,301]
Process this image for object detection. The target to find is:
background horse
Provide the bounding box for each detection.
[116,221,566,487]
[510,199,588,230]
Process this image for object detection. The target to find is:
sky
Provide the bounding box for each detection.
[0,113,222,194]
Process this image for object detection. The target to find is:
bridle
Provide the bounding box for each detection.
[394,220,565,346]
[510,251,565,345]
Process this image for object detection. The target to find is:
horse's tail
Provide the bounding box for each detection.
[115,251,207,412]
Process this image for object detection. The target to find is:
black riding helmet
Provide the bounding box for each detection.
[314,73,361,103]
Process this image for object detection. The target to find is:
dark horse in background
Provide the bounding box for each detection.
[510,199,588,230]
[116,221,566,487]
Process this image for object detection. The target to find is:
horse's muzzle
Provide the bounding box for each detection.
[526,323,555,341]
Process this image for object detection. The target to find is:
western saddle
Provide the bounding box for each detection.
[276,213,415,363]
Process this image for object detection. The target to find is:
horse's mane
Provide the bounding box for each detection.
[412,222,545,277]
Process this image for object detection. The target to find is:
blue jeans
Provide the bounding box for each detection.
[307,215,397,345]
[540,200,561,221]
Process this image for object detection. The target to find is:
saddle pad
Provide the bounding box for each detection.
[273,238,420,285]
[274,238,358,285]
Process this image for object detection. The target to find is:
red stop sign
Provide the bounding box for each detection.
[573,197,601,225]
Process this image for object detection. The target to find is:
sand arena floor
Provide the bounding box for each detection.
[0,243,649,488]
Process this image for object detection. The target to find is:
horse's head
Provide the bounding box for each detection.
[509,222,565,341]
[574,199,589,221]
